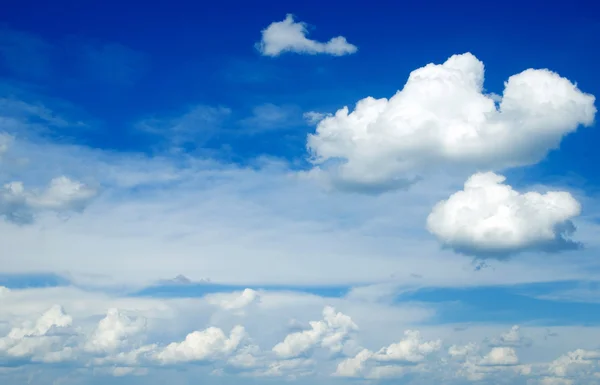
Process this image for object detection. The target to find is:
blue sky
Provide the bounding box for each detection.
[1,1,600,384]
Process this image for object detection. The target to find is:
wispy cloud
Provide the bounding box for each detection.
[135,105,232,151]
[238,103,304,133]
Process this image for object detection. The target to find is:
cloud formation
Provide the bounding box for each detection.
[426,172,582,257]
[306,53,596,192]
[0,176,97,224]
[335,330,441,378]
[1,285,600,384]
[257,14,357,57]
[272,306,357,359]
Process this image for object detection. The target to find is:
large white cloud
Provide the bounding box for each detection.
[426,172,582,257]
[306,53,596,192]
[256,14,357,57]
[2,96,598,288]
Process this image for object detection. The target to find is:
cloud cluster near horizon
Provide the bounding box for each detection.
[2,286,600,384]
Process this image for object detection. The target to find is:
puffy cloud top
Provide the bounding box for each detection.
[426,172,582,257]
[372,330,442,363]
[257,14,357,57]
[207,288,260,312]
[272,306,357,359]
[154,325,246,364]
[479,347,519,366]
[0,305,73,363]
[85,308,146,354]
[335,329,441,378]
[307,53,596,192]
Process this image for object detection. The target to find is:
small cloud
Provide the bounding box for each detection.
[0,176,97,225]
[426,172,582,258]
[488,326,533,348]
[256,14,357,57]
[303,111,330,125]
[479,347,519,366]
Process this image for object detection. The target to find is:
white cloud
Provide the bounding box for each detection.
[546,349,600,378]
[2,286,600,383]
[489,325,532,347]
[334,348,372,377]
[272,306,357,359]
[0,176,96,224]
[0,305,74,363]
[335,329,441,378]
[257,14,357,57]
[479,346,519,366]
[84,308,146,354]
[1,93,599,292]
[448,342,479,360]
[371,330,442,363]
[207,289,260,312]
[426,172,582,257]
[154,325,246,364]
[303,111,331,125]
[306,52,596,192]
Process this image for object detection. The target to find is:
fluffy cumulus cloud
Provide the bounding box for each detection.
[256,14,357,57]
[2,41,600,385]
[0,100,97,224]
[272,306,358,359]
[426,172,582,257]
[306,53,596,192]
[154,325,246,364]
[0,305,74,363]
[479,346,519,366]
[206,289,260,316]
[335,330,441,379]
[2,286,600,384]
[84,308,146,354]
[0,176,96,224]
